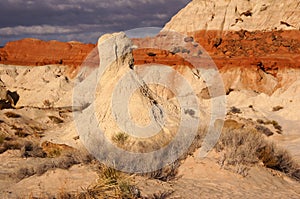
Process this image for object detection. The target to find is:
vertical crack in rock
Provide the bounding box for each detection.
[130,72,168,129]
[114,44,118,65]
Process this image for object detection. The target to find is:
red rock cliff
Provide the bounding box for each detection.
[0,38,95,68]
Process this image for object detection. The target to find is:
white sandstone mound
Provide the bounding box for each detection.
[164,0,300,33]
[73,32,225,172]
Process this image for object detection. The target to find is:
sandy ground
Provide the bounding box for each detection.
[0,64,299,198]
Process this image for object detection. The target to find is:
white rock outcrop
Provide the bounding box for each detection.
[164,0,300,33]
[0,64,73,108]
[73,32,223,172]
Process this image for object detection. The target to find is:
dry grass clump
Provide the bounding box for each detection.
[79,166,139,199]
[112,132,129,146]
[216,128,299,179]
[34,165,140,199]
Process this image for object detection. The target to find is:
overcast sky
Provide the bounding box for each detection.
[0,0,190,45]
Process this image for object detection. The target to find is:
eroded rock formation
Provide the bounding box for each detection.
[133,0,300,95]
[0,0,299,95]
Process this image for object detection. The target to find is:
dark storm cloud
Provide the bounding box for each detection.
[0,0,191,45]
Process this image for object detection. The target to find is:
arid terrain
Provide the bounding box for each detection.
[0,0,300,198]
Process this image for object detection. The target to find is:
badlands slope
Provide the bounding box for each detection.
[2,31,300,198]
[0,0,300,198]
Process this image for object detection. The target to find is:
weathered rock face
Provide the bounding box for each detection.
[0,38,95,68]
[132,0,300,95]
[133,29,300,94]
[164,0,300,33]
[74,32,214,172]
[0,0,299,95]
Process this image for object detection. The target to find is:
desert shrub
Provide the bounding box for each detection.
[257,143,295,174]
[56,192,73,199]
[271,120,279,126]
[43,99,52,108]
[262,120,283,133]
[256,119,265,124]
[216,129,264,166]
[152,191,174,199]
[54,153,81,169]
[272,106,284,112]
[48,115,64,124]
[273,123,282,133]
[229,106,241,114]
[23,153,83,179]
[265,120,277,126]
[21,141,46,158]
[35,162,55,176]
[4,111,21,118]
[17,167,35,180]
[255,125,274,136]
[14,128,30,138]
[146,161,179,182]
[34,153,82,177]
[0,134,5,144]
[292,169,300,181]
[216,128,299,179]
[0,139,23,153]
